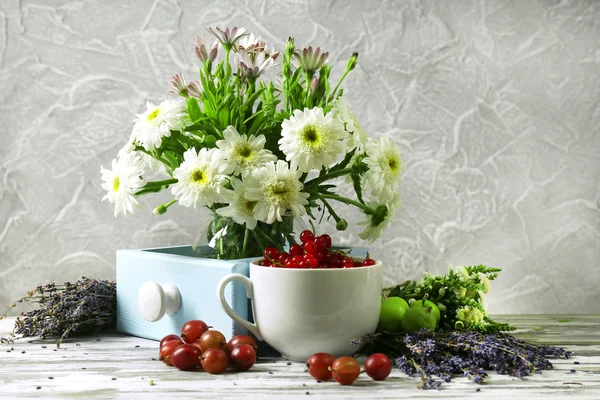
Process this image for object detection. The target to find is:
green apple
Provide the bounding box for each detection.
[411,299,441,323]
[379,297,409,332]
[401,303,438,332]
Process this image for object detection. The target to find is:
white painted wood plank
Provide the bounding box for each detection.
[0,315,599,399]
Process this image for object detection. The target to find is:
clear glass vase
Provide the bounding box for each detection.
[193,212,302,260]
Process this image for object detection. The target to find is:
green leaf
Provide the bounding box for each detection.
[187,97,203,122]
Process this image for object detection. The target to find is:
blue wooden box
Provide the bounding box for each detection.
[116,245,367,343]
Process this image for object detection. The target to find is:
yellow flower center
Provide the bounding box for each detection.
[234,143,253,160]
[147,108,160,121]
[113,177,120,192]
[263,178,295,207]
[243,199,257,215]
[191,169,206,184]
[301,124,325,152]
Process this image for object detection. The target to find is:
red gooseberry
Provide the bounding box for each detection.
[229,344,257,371]
[364,353,392,381]
[330,356,361,385]
[306,352,336,381]
[180,320,209,344]
[171,344,202,371]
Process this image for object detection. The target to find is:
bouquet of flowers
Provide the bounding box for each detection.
[101,27,404,259]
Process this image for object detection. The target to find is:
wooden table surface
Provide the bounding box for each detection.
[0,315,599,399]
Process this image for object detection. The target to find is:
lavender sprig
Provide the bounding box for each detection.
[352,329,571,389]
[1,277,116,347]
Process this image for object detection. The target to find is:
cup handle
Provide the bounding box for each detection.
[217,273,263,341]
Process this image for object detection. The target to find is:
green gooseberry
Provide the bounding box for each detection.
[411,299,441,323]
[379,297,409,332]
[401,303,438,332]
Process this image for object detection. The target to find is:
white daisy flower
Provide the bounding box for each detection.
[100,152,146,217]
[132,99,188,151]
[171,148,229,208]
[361,136,404,202]
[216,178,258,229]
[279,107,347,173]
[244,160,310,224]
[332,98,368,152]
[357,193,400,242]
[216,126,277,176]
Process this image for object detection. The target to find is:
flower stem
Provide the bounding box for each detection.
[144,178,178,187]
[319,193,372,214]
[305,167,354,187]
[330,69,351,101]
[242,228,249,258]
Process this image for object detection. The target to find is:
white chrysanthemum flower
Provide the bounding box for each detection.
[216,178,258,229]
[132,100,188,151]
[332,98,368,152]
[244,160,310,223]
[358,193,401,242]
[279,107,347,172]
[216,126,276,176]
[100,152,146,217]
[171,148,229,208]
[362,136,404,202]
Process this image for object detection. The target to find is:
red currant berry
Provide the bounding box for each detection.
[304,254,319,269]
[289,244,303,257]
[299,230,315,244]
[279,251,291,263]
[362,258,376,266]
[342,258,355,268]
[304,240,318,254]
[263,247,280,261]
[285,259,299,268]
[260,259,273,267]
[319,234,332,249]
[314,237,326,251]
[364,353,392,381]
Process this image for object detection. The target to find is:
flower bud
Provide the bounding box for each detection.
[153,204,168,215]
[346,52,358,71]
[285,37,295,60]
[310,75,320,94]
[205,135,217,147]
[336,219,348,231]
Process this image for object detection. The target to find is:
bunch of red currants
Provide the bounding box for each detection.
[158,319,257,374]
[259,230,377,269]
[306,352,392,385]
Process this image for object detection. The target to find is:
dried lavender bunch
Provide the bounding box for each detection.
[383,264,514,333]
[1,277,116,346]
[353,329,571,389]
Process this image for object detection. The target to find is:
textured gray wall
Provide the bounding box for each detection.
[1,0,599,315]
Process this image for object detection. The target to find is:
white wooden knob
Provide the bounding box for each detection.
[137,281,181,322]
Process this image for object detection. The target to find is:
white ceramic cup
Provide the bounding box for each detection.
[217,259,382,362]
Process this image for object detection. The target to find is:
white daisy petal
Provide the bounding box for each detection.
[332,98,368,152]
[132,99,188,151]
[100,152,146,217]
[244,160,309,224]
[278,107,348,173]
[171,148,229,208]
[215,178,258,229]
[216,125,277,176]
[361,136,404,202]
